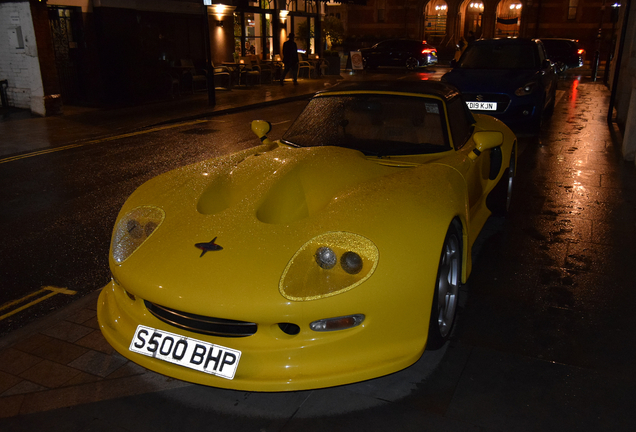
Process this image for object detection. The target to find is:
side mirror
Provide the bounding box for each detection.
[469,131,504,160]
[250,120,277,148]
[251,120,272,140]
[450,59,457,68]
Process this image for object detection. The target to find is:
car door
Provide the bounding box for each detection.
[537,42,557,107]
[371,41,392,66]
[443,97,497,216]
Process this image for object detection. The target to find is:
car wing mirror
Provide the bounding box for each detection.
[450,59,457,68]
[469,131,504,160]
[251,120,277,148]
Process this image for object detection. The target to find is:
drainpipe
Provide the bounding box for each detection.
[607,0,631,126]
[534,0,543,37]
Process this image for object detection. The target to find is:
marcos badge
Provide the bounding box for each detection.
[195,237,223,257]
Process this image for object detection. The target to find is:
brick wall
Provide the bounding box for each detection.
[0,1,45,114]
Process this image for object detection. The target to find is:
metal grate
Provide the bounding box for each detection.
[144,301,257,337]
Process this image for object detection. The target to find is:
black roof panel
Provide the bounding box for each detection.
[318,80,461,101]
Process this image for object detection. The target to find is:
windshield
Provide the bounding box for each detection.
[458,43,539,69]
[281,95,450,156]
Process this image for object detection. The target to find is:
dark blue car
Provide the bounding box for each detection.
[441,38,558,133]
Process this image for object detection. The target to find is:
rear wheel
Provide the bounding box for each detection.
[427,222,462,350]
[487,145,516,216]
[405,57,419,70]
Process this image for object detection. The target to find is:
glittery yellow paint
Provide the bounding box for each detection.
[279,232,379,301]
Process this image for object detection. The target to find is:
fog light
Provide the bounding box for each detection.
[310,314,365,332]
[278,322,300,335]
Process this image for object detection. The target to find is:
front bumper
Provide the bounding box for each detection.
[97,279,428,391]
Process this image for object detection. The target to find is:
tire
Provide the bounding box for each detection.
[405,57,419,70]
[544,85,556,117]
[427,221,462,350]
[487,145,516,216]
[530,99,545,132]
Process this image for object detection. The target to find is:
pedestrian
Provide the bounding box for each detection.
[455,37,468,61]
[280,33,299,85]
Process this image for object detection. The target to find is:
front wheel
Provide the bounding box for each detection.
[405,57,419,70]
[427,222,462,350]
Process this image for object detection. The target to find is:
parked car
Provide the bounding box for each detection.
[441,38,558,133]
[360,39,438,70]
[97,81,517,391]
[540,38,585,73]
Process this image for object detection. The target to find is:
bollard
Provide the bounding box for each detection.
[0,79,8,108]
[591,51,601,82]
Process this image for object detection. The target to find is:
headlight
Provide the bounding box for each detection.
[280,232,379,301]
[515,82,537,96]
[111,206,165,264]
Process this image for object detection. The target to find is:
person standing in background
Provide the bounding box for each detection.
[280,33,299,85]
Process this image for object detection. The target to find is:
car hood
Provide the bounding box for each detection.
[111,144,458,317]
[442,68,540,93]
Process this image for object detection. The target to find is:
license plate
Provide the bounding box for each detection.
[129,325,241,380]
[466,101,497,111]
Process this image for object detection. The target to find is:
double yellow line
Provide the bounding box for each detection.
[0,119,213,164]
[0,286,77,321]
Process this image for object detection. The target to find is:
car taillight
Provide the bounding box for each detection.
[422,48,435,54]
[577,49,585,55]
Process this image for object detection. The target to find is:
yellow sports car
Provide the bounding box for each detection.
[97,81,517,391]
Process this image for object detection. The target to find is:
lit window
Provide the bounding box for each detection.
[568,0,578,20]
[377,0,386,23]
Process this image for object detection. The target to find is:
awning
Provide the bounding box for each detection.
[496,17,519,25]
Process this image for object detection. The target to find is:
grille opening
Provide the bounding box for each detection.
[278,323,301,335]
[144,301,257,337]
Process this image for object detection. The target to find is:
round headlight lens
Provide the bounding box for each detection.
[126,219,144,239]
[315,246,337,269]
[340,251,363,274]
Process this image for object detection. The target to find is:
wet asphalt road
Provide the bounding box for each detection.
[0,102,306,336]
[1,74,636,431]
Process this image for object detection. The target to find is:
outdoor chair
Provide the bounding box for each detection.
[238,57,261,86]
[211,62,232,90]
[297,54,312,79]
[250,55,274,84]
[180,59,207,92]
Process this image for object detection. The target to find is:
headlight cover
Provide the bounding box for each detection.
[279,232,379,301]
[111,206,165,264]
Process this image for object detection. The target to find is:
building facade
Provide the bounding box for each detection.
[335,0,622,60]
[0,0,633,149]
